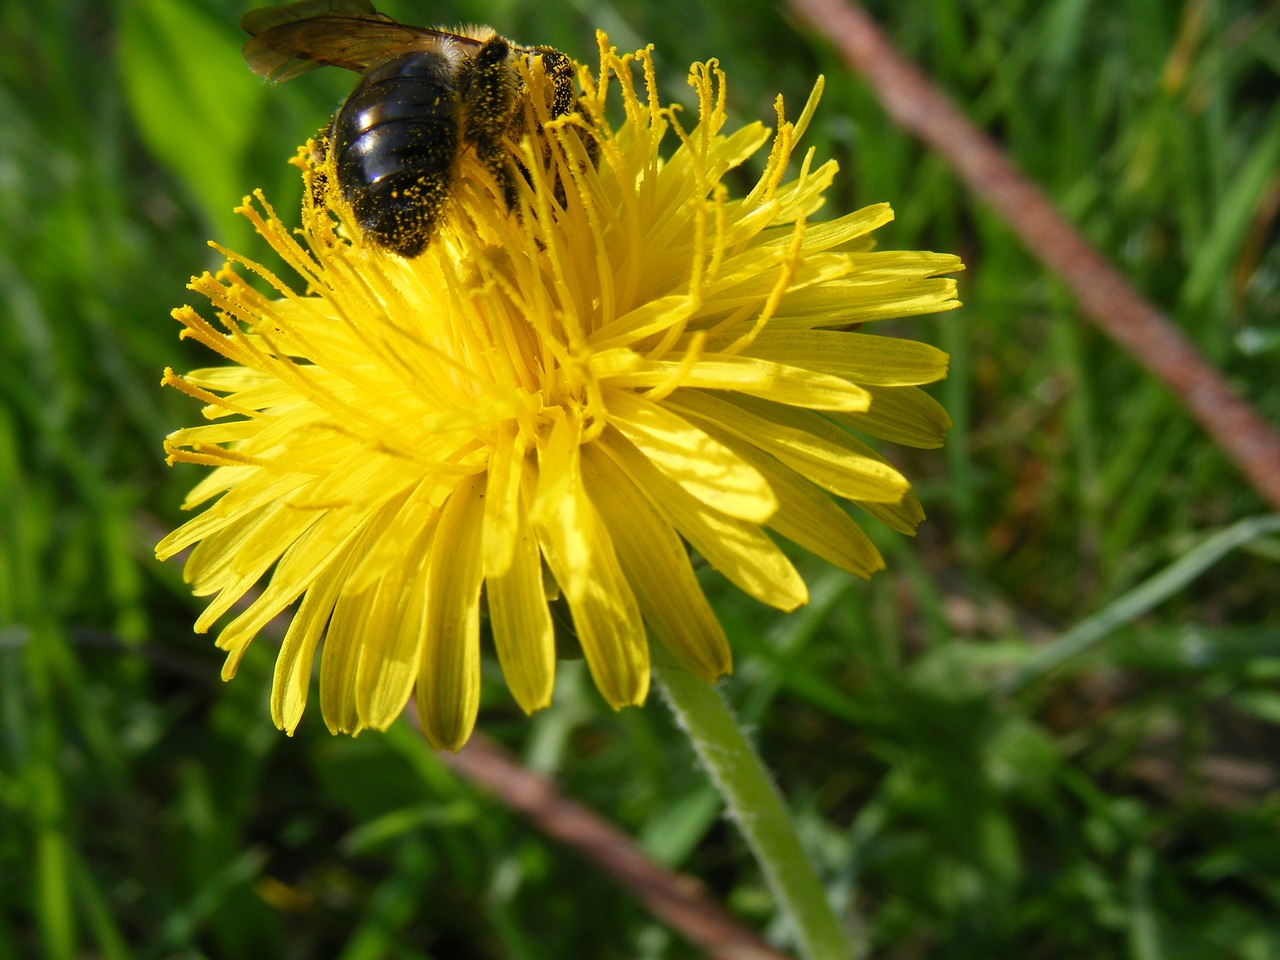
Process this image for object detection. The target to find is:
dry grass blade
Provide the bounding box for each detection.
[435,727,797,960]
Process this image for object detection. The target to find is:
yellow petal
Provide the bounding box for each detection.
[590,294,700,348]
[486,497,556,714]
[530,413,589,573]
[417,473,487,751]
[765,161,839,223]
[703,250,851,308]
[741,330,949,386]
[481,426,528,578]
[229,504,337,582]
[188,502,308,632]
[782,252,962,297]
[179,465,309,515]
[669,390,910,504]
[345,477,450,593]
[288,448,409,511]
[269,517,391,734]
[271,557,349,734]
[856,487,927,536]
[832,385,952,449]
[768,276,961,329]
[581,444,731,681]
[595,427,807,611]
[165,421,263,447]
[696,423,885,579]
[606,390,776,523]
[758,203,893,252]
[354,521,434,731]
[664,121,771,195]
[318,581,379,734]
[844,250,965,280]
[610,356,872,412]
[214,498,382,662]
[532,415,649,708]
[158,471,301,560]
[182,366,277,391]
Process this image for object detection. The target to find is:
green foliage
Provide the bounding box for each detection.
[1,0,1278,957]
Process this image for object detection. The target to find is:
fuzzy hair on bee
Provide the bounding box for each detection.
[242,0,584,257]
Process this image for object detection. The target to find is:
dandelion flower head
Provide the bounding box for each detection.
[158,36,963,749]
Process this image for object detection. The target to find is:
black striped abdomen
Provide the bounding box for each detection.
[331,52,460,257]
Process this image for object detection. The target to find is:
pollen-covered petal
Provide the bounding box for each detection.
[740,330,950,386]
[605,390,776,523]
[595,426,808,611]
[417,473,487,751]
[669,390,910,505]
[532,416,649,708]
[581,444,731,681]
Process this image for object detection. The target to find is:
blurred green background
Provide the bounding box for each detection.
[3,0,1280,957]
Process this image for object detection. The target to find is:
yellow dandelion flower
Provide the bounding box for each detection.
[157,36,962,750]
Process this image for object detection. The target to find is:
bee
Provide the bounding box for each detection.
[241,0,581,257]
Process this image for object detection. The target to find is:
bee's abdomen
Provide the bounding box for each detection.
[332,52,460,257]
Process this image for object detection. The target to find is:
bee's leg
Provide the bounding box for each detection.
[304,124,334,213]
[461,36,523,210]
[525,46,598,207]
[529,46,578,120]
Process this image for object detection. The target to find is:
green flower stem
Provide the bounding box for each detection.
[653,657,856,960]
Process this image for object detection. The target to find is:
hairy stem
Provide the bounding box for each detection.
[655,658,857,960]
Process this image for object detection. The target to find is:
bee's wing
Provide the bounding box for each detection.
[241,0,479,82]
